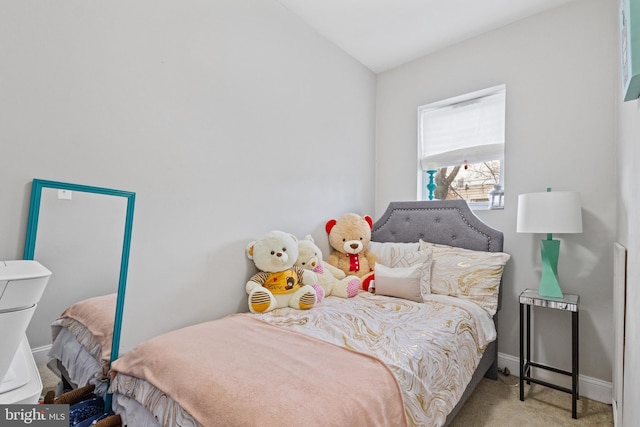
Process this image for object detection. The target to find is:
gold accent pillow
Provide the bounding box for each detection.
[419,240,510,315]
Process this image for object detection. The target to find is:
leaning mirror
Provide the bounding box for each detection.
[23,179,135,407]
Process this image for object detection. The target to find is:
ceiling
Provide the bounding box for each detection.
[276,0,578,73]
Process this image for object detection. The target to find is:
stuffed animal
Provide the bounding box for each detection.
[325,213,379,291]
[295,235,360,299]
[245,230,319,313]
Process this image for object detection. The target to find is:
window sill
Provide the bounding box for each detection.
[468,201,504,211]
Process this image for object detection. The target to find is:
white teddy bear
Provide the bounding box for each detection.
[245,230,319,313]
[295,235,360,299]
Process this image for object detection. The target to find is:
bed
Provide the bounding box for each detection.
[47,293,117,398]
[108,200,509,426]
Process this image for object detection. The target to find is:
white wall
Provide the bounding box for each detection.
[376,0,617,388]
[0,0,376,351]
[617,43,640,427]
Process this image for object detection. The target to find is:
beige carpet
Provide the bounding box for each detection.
[37,364,612,426]
[37,362,60,397]
[451,372,613,426]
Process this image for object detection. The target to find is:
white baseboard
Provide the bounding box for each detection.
[612,400,620,427]
[498,352,612,404]
[31,344,52,366]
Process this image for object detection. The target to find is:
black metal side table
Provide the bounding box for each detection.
[519,288,580,419]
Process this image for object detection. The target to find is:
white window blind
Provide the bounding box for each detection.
[418,85,505,170]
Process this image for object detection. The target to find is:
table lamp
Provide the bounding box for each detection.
[516,188,583,298]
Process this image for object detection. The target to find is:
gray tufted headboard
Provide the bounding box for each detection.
[371,200,505,310]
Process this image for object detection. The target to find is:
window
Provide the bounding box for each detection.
[417,85,506,209]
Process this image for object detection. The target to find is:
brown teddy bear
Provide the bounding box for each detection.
[325,213,378,291]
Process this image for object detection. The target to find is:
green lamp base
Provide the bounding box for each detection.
[539,238,563,298]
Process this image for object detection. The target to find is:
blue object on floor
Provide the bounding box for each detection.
[69,397,105,426]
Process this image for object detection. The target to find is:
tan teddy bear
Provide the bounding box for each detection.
[325,213,378,291]
[295,235,360,299]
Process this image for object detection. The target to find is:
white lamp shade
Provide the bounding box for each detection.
[516,191,583,234]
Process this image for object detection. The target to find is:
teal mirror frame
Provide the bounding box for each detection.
[23,179,135,410]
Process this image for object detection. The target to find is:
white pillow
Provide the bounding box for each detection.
[419,240,510,315]
[369,241,432,298]
[368,241,420,267]
[374,263,423,303]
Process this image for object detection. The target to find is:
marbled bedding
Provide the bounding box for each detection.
[110,291,495,427]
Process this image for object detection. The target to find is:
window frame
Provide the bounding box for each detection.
[417,85,506,210]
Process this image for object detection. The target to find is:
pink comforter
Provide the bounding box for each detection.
[110,314,408,427]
